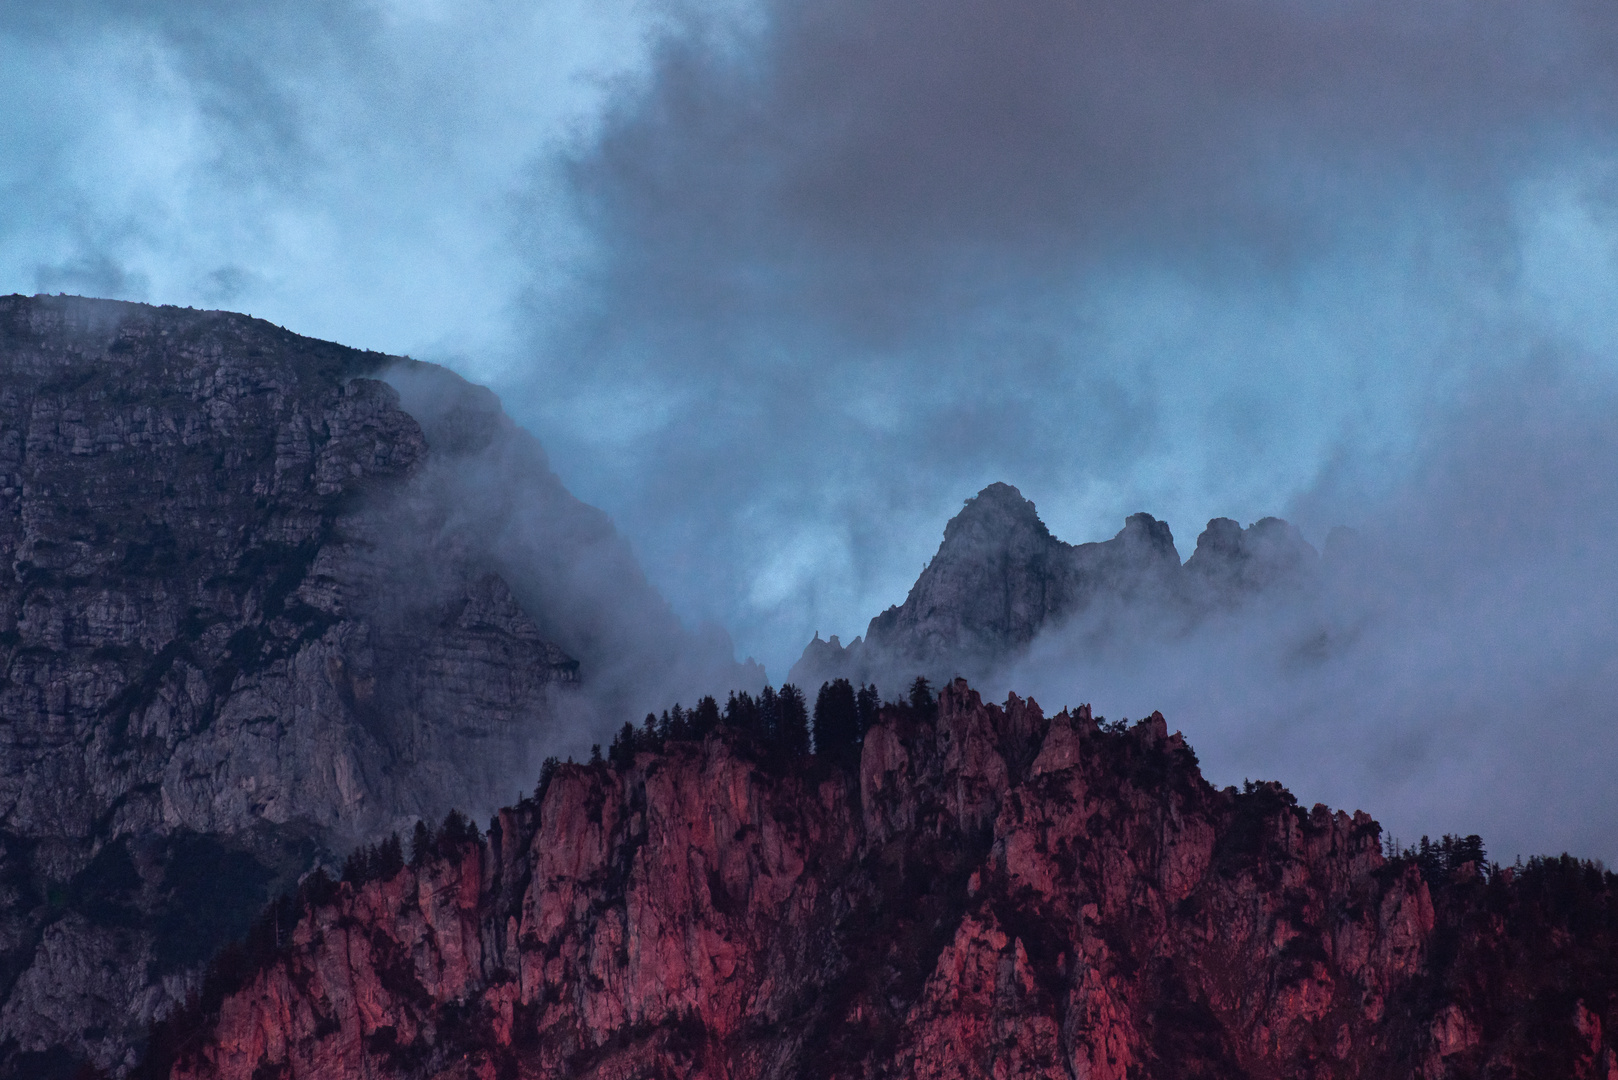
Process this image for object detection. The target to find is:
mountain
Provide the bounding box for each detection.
[789,482,1319,693]
[150,680,1618,1079]
[12,300,1614,1079]
[0,295,753,1078]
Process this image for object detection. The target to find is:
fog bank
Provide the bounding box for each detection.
[995,363,1618,864]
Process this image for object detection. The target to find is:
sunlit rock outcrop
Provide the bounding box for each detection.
[158,681,1618,1080]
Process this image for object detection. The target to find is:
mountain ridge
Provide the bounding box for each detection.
[789,482,1320,693]
[151,679,1618,1079]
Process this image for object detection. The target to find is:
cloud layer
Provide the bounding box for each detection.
[534,0,1618,670]
[0,0,651,363]
[4,0,1618,857]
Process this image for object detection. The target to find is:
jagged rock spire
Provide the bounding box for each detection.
[790,483,1325,692]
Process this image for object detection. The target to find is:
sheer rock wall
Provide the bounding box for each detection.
[0,296,579,1076]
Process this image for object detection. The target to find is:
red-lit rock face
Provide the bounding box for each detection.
[164,681,1618,1079]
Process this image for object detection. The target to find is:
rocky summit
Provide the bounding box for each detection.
[150,680,1617,1080]
[789,483,1321,693]
[0,295,747,1078]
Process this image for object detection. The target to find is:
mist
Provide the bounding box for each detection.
[5,1,1618,857]
[379,360,763,764]
[992,360,1618,865]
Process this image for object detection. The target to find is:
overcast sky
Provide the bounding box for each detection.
[6,0,1618,858]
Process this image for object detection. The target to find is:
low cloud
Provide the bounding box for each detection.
[994,361,1618,864]
[382,360,763,757]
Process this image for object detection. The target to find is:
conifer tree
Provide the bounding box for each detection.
[609,721,637,768]
[758,685,780,742]
[692,695,721,738]
[856,683,881,736]
[724,691,755,731]
[342,844,370,883]
[814,678,860,763]
[909,676,936,717]
[410,819,434,868]
[777,683,810,758]
[375,833,404,879]
[438,809,480,852]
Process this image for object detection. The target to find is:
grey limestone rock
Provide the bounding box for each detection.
[789,482,1319,693]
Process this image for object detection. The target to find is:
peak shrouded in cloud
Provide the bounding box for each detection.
[788,363,1618,865]
[537,0,1618,669]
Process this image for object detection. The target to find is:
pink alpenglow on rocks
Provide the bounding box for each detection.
[155,680,1618,1080]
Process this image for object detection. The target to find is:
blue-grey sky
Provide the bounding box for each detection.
[6,0,1618,856]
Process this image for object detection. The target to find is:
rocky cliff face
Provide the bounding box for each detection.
[789,483,1316,693]
[158,680,1617,1080]
[0,295,748,1078]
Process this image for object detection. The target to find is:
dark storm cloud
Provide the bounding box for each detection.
[578,0,1618,298]
[499,0,1618,860]
[527,0,1618,674]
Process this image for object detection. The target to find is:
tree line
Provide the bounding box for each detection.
[596,676,935,770]
[1384,832,1489,884]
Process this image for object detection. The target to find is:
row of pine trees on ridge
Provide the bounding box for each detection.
[604,678,892,768]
